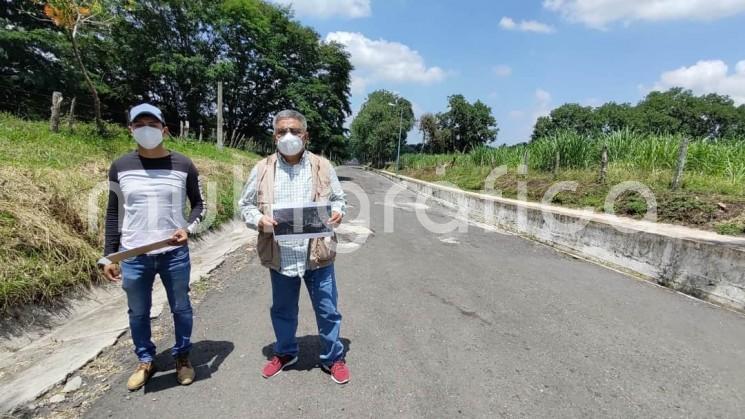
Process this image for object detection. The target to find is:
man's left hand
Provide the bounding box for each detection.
[169,228,189,246]
[327,211,343,227]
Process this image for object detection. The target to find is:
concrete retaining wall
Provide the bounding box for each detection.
[374,169,745,312]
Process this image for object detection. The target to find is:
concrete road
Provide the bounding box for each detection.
[86,167,745,418]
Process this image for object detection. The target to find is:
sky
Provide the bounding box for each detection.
[268,0,745,145]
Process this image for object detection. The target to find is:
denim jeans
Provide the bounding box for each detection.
[270,264,344,366]
[121,245,193,362]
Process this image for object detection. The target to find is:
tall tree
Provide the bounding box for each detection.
[418,112,441,152]
[1,0,353,151]
[530,103,595,141]
[437,94,498,152]
[212,0,352,152]
[530,88,745,141]
[0,1,75,118]
[350,90,414,167]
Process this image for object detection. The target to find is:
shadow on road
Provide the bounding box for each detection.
[144,340,234,393]
[261,335,351,371]
[337,176,354,182]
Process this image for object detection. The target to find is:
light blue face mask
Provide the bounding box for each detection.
[133,126,163,149]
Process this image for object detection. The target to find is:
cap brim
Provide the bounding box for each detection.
[130,112,165,124]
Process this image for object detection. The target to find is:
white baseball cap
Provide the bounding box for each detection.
[129,103,165,124]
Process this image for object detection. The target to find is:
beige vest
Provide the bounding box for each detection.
[253,152,337,271]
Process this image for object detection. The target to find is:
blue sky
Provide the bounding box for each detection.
[270,0,745,145]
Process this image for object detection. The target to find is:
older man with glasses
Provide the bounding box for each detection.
[239,109,350,384]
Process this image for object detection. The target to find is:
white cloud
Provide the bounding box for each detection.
[269,0,371,19]
[499,17,556,33]
[325,31,446,94]
[350,75,367,96]
[493,65,513,77]
[534,89,552,118]
[544,0,745,28]
[652,59,745,105]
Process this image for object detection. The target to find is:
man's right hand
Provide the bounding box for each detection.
[103,263,122,282]
[258,215,278,233]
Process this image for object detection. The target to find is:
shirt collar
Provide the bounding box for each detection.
[277,150,308,167]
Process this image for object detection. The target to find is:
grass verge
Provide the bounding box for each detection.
[396,132,745,235]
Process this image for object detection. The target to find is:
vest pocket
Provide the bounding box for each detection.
[311,235,336,264]
[256,231,274,265]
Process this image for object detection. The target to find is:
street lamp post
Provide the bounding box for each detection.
[395,105,404,173]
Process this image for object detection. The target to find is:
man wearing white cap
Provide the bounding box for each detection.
[99,103,205,391]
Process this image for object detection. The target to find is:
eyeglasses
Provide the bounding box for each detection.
[275,128,305,136]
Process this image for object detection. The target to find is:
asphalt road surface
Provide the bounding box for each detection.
[86,167,745,418]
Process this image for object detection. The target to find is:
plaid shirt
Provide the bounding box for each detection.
[239,151,346,277]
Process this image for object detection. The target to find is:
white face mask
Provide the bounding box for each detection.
[133,126,163,149]
[277,133,304,156]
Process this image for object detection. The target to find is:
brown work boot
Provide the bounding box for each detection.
[127,362,156,391]
[176,356,195,385]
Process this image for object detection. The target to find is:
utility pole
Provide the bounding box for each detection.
[217,81,224,150]
[395,106,404,173]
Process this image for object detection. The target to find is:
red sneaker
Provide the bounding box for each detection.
[261,355,298,378]
[322,360,350,384]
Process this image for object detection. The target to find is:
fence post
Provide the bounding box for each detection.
[199,125,203,141]
[599,143,608,184]
[217,81,224,149]
[67,97,76,131]
[671,136,690,191]
[50,91,63,132]
[521,149,529,171]
[184,120,190,138]
[553,149,560,177]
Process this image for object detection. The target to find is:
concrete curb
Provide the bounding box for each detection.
[0,220,256,413]
[370,168,745,313]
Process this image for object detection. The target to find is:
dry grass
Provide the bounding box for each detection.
[0,167,100,311]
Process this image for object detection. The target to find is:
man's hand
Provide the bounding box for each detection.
[103,263,121,282]
[327,211,343,227]
[258,215,278,233]
[169,228,188,246]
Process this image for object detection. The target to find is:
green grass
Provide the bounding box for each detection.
[0,113,260,312]
[397,129,745,235]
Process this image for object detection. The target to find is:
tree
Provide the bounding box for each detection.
[107,0,222,130]
[530,88,745,141]
[1,0,353,151]
[41,0,111,134]
[349,90,414,167]
[437,94,498,152]
[594,102,635,133]
[208,0,352,152]
[530,103,595,141]
[418,112,441,152]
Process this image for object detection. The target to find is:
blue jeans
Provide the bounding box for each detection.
[121,246,193,362]
[270,264,344,366]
